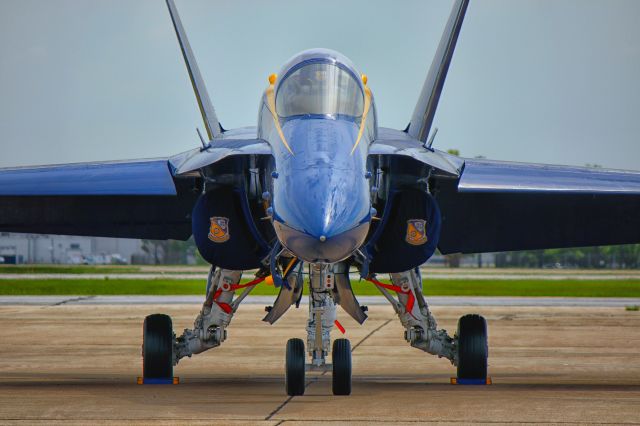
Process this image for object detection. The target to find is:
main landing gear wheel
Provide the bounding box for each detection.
[456,314,488,380]
[286,338,305,396]
[142,314,174,380]
[332,338,352,395]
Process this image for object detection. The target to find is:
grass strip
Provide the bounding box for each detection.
[0,278,639,297]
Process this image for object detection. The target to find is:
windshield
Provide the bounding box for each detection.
[276,62,364,120]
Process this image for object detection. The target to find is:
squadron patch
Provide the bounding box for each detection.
[208,216,230,243]
[405,219,428,246]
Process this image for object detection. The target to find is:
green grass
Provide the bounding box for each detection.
[416,279,640,297]
[0,279,205,295]
[0,278,639,297]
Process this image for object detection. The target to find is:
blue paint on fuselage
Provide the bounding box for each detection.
[271,117,371,262]
[258,49,377,263]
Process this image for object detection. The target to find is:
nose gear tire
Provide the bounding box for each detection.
[332,338,352,395]
[286,338,306,396]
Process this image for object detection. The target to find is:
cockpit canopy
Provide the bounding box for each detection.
[275,60,364,121]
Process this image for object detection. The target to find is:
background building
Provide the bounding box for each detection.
[0,233,145,264]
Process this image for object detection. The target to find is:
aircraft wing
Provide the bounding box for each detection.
[370,128,463,177]
[170,138,271,176]
[433,159,640,254]
[0,159,199,240]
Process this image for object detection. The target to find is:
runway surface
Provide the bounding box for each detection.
[0,302,639,424]
[1,295,640,307]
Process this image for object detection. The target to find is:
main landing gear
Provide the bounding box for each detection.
[368,269,488,382]
[142,314,174,380]
[456,314,488,380]
[141,268,251,383]
[140,264,488,392]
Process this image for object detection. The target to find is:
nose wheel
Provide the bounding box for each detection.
[285,338,306,396]
[284,337,353,396]
[332,338,352,395]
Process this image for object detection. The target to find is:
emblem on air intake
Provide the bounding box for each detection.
[405,219,428,246]
[208,216,230,243]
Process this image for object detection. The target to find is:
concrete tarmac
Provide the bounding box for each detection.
[0,302,639,424]
[3,295,640,307]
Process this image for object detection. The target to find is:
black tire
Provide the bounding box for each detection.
[143,314,174,379]
[456,314,488,380]
[286,338,305,396]
[332,338,352,395]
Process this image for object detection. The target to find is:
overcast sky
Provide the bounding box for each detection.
[0,0,638,170]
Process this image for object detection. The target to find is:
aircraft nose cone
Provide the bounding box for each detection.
[273,220,370,263]
[271,161,372,262]
[270,157,372,262]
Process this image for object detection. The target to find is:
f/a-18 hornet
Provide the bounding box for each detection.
[1,0,639,395]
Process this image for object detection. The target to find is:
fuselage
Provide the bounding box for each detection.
[258,49,378,263]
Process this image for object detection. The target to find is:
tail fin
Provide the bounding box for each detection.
[166,0,222,139]
[407,0,469,142]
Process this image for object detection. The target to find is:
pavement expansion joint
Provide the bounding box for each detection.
[51,296,96,306]
[351,319,392,352]
[264,396,294,421]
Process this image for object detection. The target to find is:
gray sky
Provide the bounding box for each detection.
[0,0,639,170]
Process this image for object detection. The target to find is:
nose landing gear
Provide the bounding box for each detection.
[284,263,354,396]
[285,338,306,396]
[331,338,352,395]
[284,337,353,397]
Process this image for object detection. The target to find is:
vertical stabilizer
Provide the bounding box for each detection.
[407,0,469,142]
[166,0,222,139]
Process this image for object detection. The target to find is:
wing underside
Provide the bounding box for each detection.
[0,160,199,240]
[433,159,640,254]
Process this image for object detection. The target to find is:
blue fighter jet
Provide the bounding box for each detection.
[1,0,639,395]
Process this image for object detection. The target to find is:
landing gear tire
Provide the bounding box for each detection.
[143,314,174,379]
[332,338,352,395]
[456,314,488,380]
[285,338,305,396]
